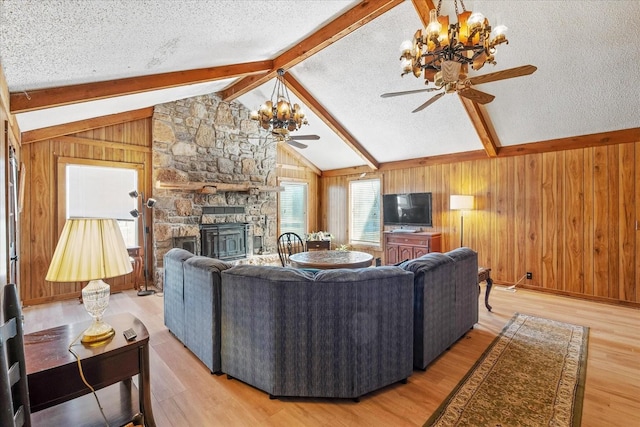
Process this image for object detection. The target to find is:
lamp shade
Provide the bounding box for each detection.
[46,218,133,282]
[450,195,474,211]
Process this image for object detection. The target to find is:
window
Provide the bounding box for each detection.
[60,159,141,247]
[279,182,307,237]
[349,178,381,245]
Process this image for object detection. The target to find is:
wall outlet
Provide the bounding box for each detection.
[526,272,533,280]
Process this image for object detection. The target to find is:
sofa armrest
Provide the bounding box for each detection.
[182,256,232,373]
[163,248,195,343]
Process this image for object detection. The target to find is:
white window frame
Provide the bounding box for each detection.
[349,177,381,246]
[57,157,143,248]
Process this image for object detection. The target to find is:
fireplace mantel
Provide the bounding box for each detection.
[157,180,283,194]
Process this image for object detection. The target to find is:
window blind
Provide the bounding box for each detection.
[67,165,138,220]
[279,182,307,237]
[349,178,381,245]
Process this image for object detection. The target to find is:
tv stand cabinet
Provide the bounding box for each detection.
[384,232,442,265]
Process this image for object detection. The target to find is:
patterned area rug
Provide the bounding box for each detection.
[425,313,589,427]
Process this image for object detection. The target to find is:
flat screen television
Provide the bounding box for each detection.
[383,192,433,227]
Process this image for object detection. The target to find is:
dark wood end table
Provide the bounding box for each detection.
[478,267,493,312]
[24,312,156,426]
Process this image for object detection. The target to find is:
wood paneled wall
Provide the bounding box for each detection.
[13,104,639,308]
[320,142,639,306]
[19,121,152,305]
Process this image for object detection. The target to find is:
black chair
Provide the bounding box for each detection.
[1,283,31,427]
[277,232,306,267]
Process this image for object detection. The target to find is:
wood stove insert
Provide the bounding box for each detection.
[200,223,249,261]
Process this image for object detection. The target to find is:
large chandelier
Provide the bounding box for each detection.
[250,68,308,136]
[400,0,509,83]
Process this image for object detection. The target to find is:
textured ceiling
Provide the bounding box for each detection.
[1,0,639,171]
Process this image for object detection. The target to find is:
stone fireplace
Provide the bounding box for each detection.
[150,94,279,288]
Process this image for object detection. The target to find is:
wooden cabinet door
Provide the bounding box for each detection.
[413,247,430,258]
[385,244,399,265]
[398,246,414,262]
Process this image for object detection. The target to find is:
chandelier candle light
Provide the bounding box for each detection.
[400,0,509,85]
[250,68,308,137]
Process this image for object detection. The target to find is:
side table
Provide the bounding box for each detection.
[128,246,143,290]
[24,312,156,426]
[478,267,493,312]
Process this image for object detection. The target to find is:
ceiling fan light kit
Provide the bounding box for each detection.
[400,0,508,80]
[250,68,308,136]
[249,68,321,149]
[384,0,537,111]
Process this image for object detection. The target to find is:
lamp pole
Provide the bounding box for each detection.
[450,195,474,248]
[138,192,155,296]
[460,213,464,247]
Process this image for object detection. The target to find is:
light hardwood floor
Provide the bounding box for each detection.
[22,285,640,426]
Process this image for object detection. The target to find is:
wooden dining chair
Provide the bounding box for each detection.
[1,283,31,427]
[277,232,306,266]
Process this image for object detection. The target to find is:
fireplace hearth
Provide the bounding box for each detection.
[200,223,249,261]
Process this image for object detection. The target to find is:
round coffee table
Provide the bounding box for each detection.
[289,250,374,269]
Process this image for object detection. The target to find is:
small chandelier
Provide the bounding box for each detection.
[250,68,308,136]
[400,0,509,84]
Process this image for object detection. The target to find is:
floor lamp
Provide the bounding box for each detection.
[450,195,474,247]
[129,190,156,296]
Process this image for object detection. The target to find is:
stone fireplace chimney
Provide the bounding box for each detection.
[151,94,278,289]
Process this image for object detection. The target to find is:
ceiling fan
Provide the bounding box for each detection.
[381,61,537,112]
[251,128,320,149]
[272,130,320,149]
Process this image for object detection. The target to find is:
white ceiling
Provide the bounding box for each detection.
[1,0,639,171]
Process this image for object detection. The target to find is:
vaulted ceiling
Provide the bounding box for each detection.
[1,0,639,173]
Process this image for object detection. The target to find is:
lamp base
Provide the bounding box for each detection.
[137,289,156,297]
[81,320,115,344]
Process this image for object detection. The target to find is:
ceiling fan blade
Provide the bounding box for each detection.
[412,92,445,113]
[286,139,308,149]
[458,87,495,104]
[467,65,537,86]
[380,87,440,98]
[289,134,320,141]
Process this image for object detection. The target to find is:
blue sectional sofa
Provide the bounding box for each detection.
[220,265,415,399]
[400,247,479,369]
[163,248,232,373]
[162,246,479,397]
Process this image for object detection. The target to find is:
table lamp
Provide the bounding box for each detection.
[45,218,133,344]
[450,195,474,247]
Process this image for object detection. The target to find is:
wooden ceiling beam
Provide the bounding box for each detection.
[10,60,272,114]
[21,107,154,144]
[283,73,380,170]
[459,96,499,157]
[221,0,403,102]
[499,127,640,157]
[411,0,436,25]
